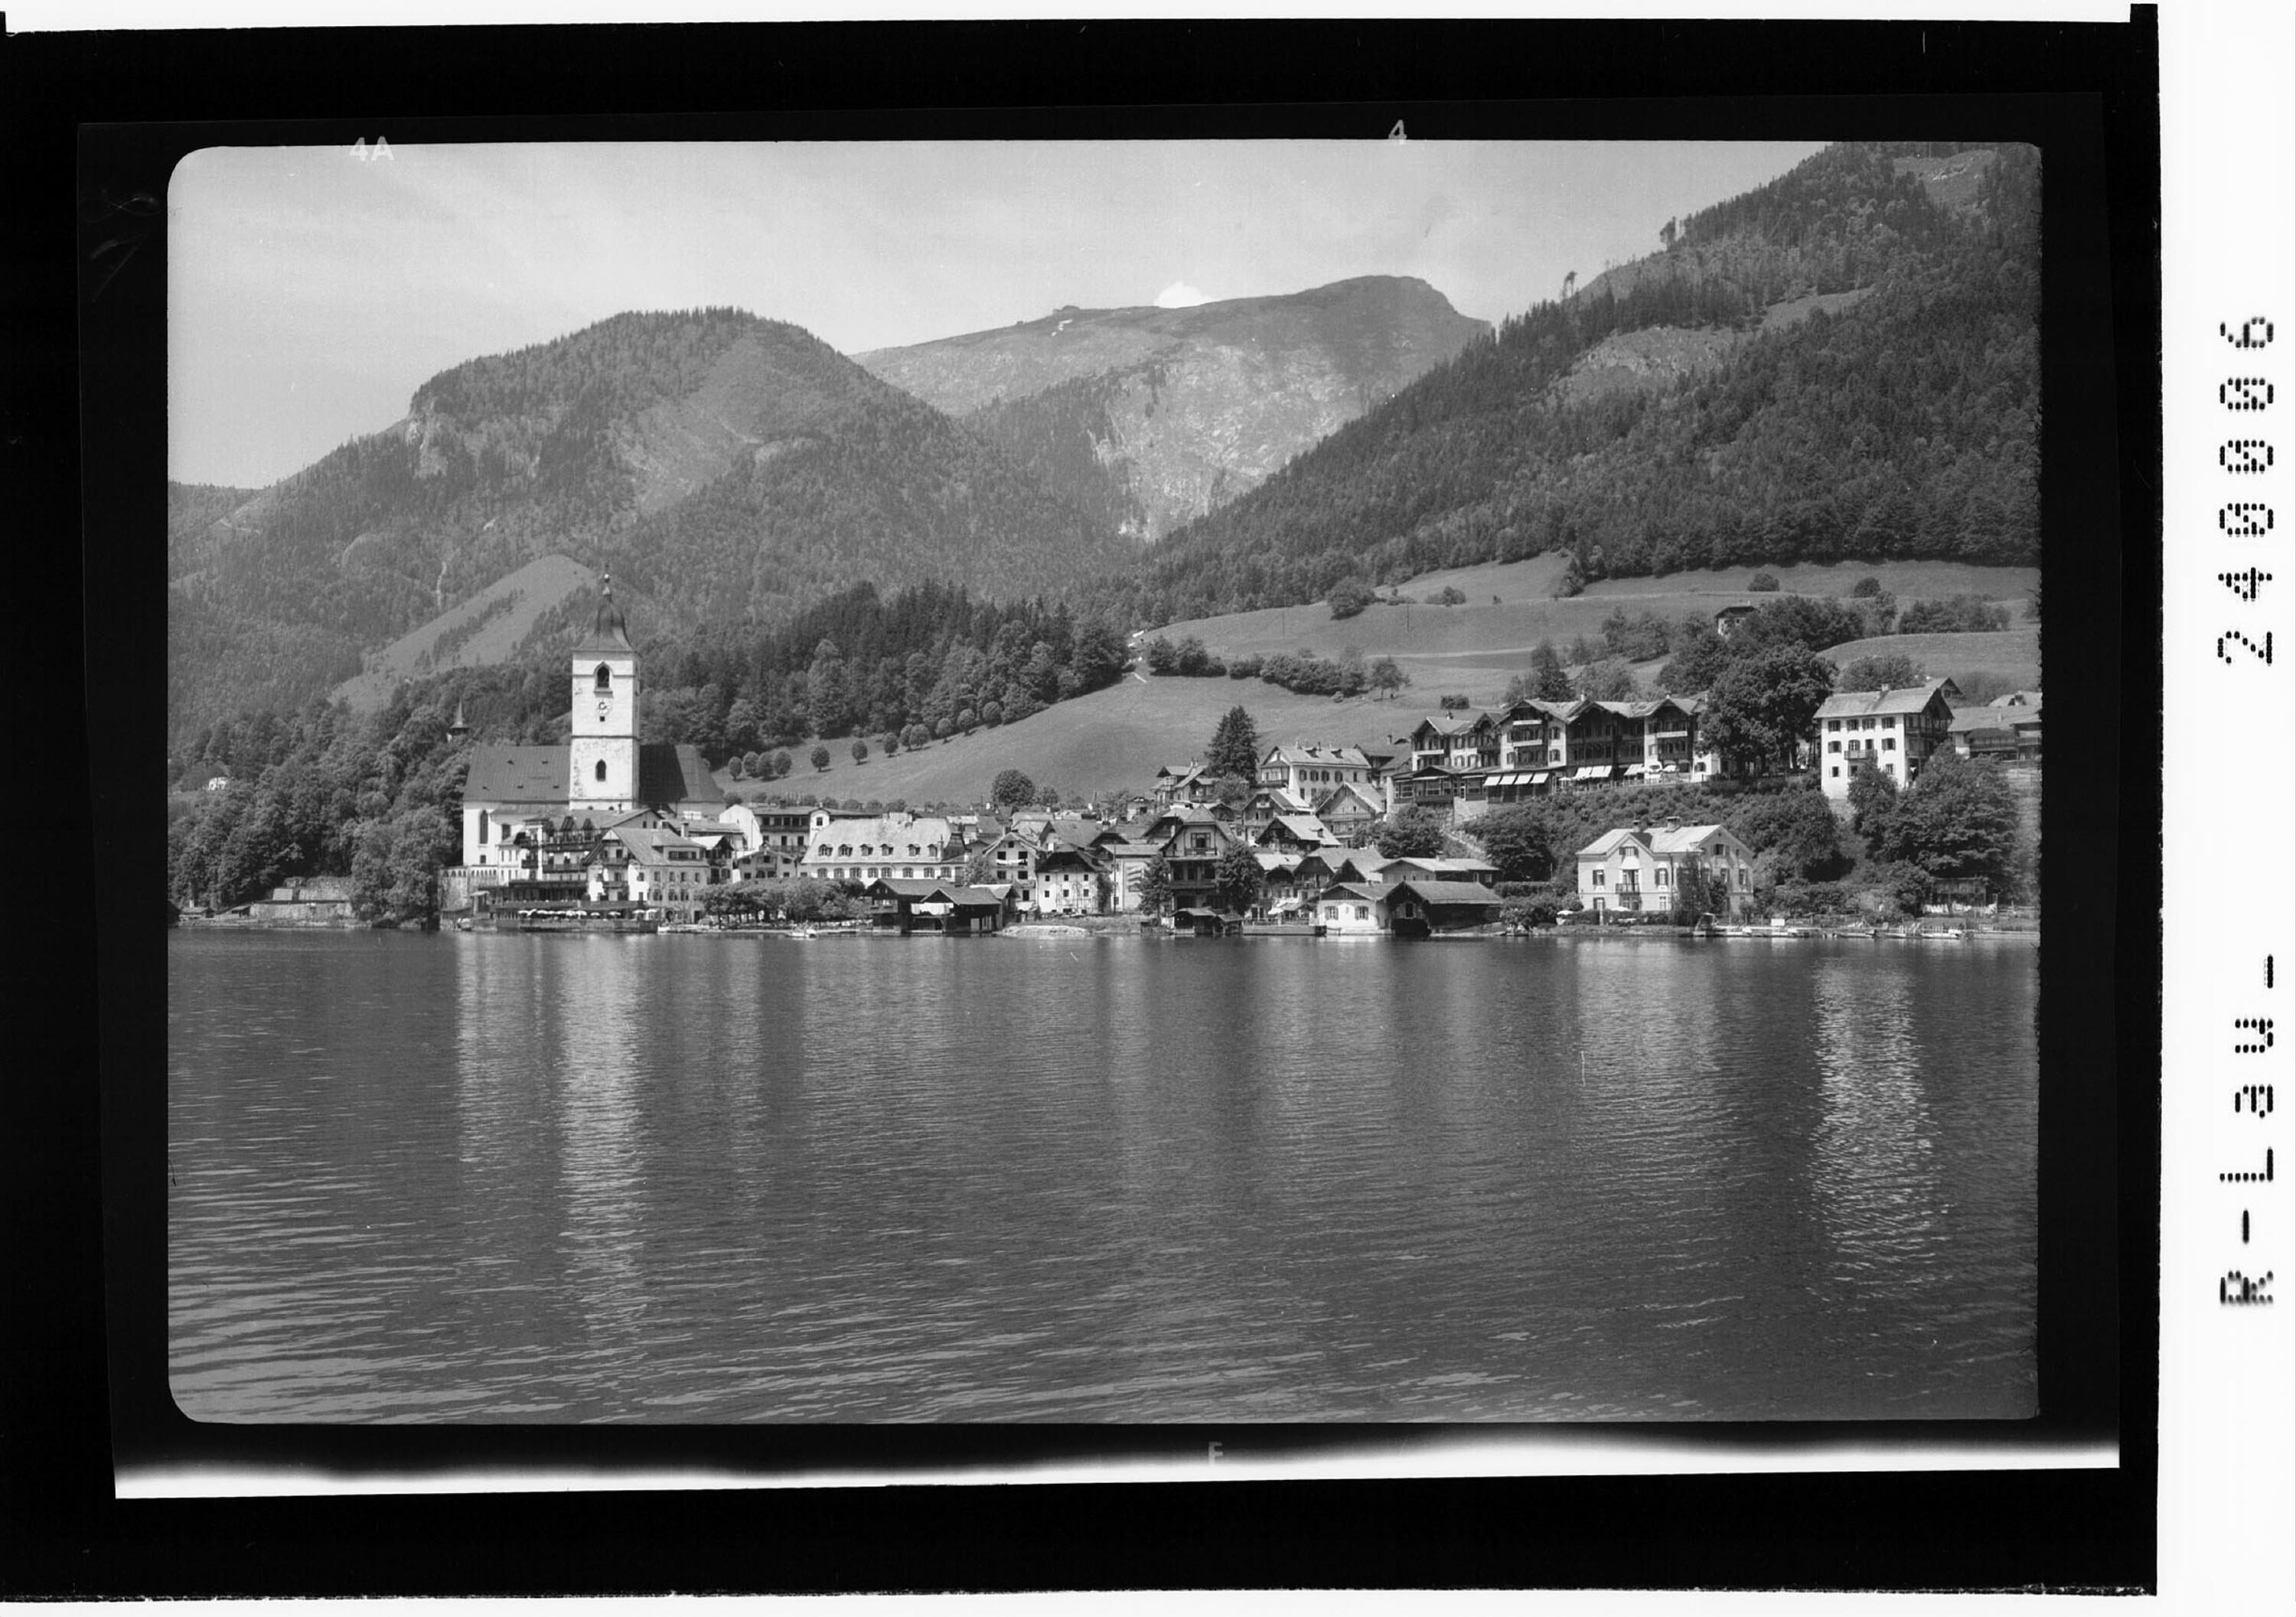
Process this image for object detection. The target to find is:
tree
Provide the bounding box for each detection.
[1211,846,1265,916]
[771,750,794,780]
[1574,657,1640,701]
[1528,642,1574,701]
[1747,571,1781,592]
[1870,751,2020,882]
[1134,853,1172,917]
[810,745,832,773]
[1725,785,1846,880]
[1367,656,1409,700]
[1474,805,1556,883]
[1036,783,1064,808]
[1836,653,1926,692]
[1552,554,1587,599]
[1432,585,1467,605]
[961,843,1000,886]
[1205,705,1261,783]
[1375,806,1449,859]
[1328,577,1376,620]
[1701,644,1836,774]
[1668,856,1733,924]
[882,732,902,758]
[990,769,1036,813]
[1844,755,1901,835]
[850,738,869,766]
[1851,575,1883,598]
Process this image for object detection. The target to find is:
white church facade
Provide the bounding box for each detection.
[448,576,729,914]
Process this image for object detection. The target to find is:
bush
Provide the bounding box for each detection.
[1227,654,1262,680]
[1328,578,1377,620]
[1433,585,1467,606]
[1851,575,1883,598]
[1747,571,1781,592]
[1897,595,2013,634]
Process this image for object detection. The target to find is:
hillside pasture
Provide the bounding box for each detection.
[719,673,1425,808]
[1820,628,2041,693]
[331,554,597,712]
[1150,558,2039,708]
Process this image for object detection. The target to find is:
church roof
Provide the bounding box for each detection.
[637,743,726,807]
[572,572,636,656]
[464,744,572,806]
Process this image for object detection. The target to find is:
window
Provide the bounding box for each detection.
[1828,741,1841,754]
[595,760,608,782]
[1355,905,1369,920]
[1882,716,1896,729]
[1593,870,1606,888]
[1827,719,1840,732]
[595,664,611,692]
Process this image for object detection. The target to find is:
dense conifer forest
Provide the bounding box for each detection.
[1117,143,2040,625]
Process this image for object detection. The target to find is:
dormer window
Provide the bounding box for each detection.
[594,664,612,693]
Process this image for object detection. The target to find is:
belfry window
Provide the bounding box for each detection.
[594,664,612,693]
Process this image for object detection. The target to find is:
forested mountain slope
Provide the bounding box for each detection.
[1121,142,2040,624]
[168,309,1134,751]
[856,276,1488,541]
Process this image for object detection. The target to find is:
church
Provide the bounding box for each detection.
[455,575,727,889]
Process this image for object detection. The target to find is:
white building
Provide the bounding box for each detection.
[1812,680,1960,800]
[1575,822,1756,920]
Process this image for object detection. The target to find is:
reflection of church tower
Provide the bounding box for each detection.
[569,573,642,816]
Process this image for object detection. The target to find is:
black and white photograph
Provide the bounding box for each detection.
[161,133,2053,1429]
[12,3,2183,1599]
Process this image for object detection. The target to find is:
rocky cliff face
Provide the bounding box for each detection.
[856,276,1489,540]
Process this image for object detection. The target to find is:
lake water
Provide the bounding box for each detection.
[168,930,2038,1423]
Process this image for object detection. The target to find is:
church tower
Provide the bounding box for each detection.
[569,572,642,815]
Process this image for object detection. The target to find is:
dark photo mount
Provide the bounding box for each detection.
[40,11,2158,1599]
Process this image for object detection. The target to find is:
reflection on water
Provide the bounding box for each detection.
[171,932,2037,1423]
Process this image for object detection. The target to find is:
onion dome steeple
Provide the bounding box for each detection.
[577,570,635,654]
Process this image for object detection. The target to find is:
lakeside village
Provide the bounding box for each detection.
[217,583,2042,942]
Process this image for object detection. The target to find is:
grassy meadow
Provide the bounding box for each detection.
[726,558,2040,807]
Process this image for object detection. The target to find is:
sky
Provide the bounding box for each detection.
[169,139,1828,488]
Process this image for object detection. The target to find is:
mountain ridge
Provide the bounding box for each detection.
[856,275,1489,540]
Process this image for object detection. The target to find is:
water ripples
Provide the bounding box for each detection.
[171,931,2037,1422]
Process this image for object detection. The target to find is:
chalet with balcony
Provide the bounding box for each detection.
[1575,821,1756,920]
[1814,680,1961,800]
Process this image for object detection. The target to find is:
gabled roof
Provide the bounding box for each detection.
[1986,690,2043,707]
[1388,878,1505,906]
[599,826,703,864]
[1314,781,1383,815]
[1815,680,1959,722]
[1262,743,1374,770]
[464,744,572,805]
[1577,827,1652,859]
[1316,882,1386,903]
[1388,856,1497,876]
[1648,823,1737,855]
[1262,813,1336,844]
